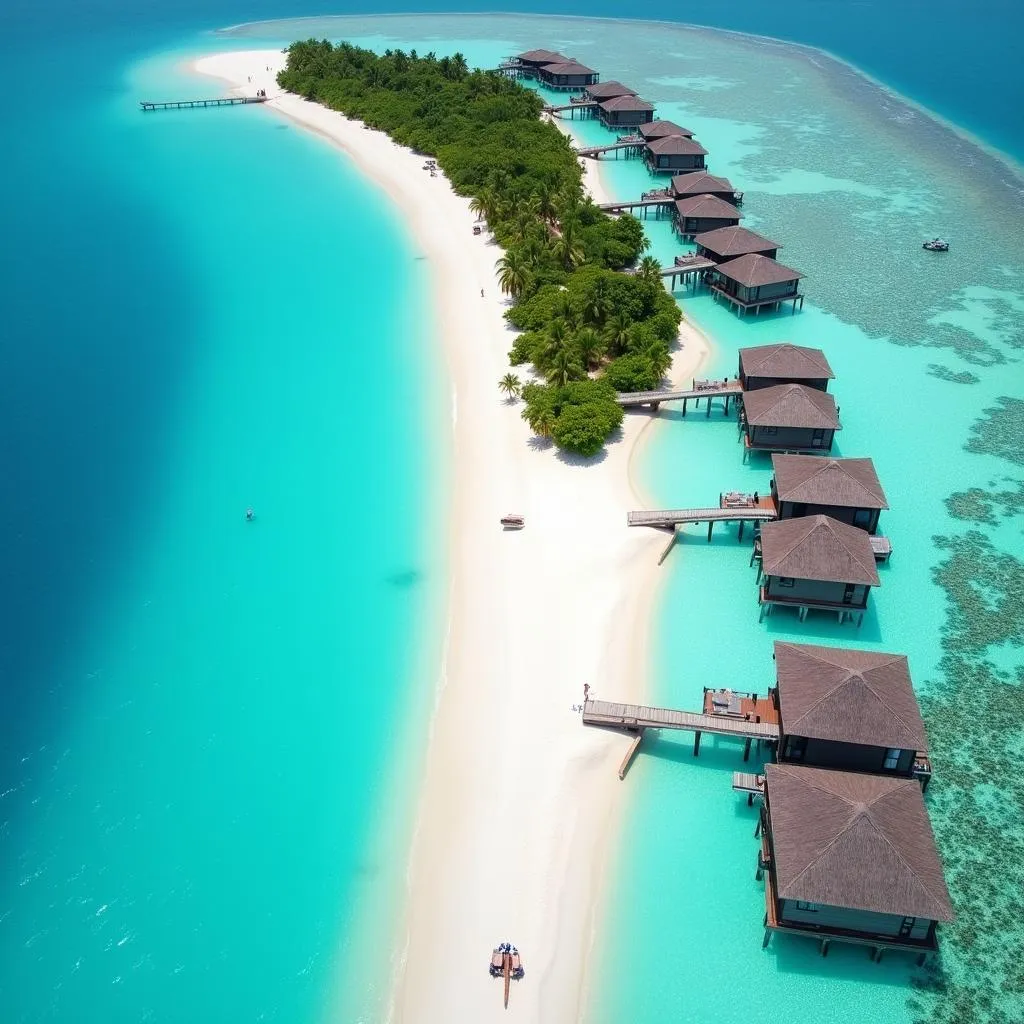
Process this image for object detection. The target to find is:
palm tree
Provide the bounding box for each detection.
[582,277,612,326]
[495,251,531,300]
[543,318,571,361]
[523,403,555,438]
[551,293,577,327]
[546,347,583,388]
[499,372,522,400]
[643,340,672,379]
[603,310,633,357]
[575,327,605,370]
[638,255,663,286]
[533,183,559,226]
[552,218,585,270]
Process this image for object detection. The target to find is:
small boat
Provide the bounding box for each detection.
[245,508,255,522]
[488,944,524,1008]
[500,514,525,529]
[923,238,949,252]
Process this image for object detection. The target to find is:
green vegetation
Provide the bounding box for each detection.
[279,41,682,458]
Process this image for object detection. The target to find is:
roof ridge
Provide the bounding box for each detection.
[787,667,851,728]
[822,517,877,578]
[861,661,920,741]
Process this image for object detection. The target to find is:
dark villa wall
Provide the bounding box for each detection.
[727,279,799,303]
[649,153,705,171]
[679,215,740,234]
[777,898,935,943]
[764,576,869,607]
[780,734,917,775]
[746,424,835,451]
[601,109,655,127]
[774,499,880,533]
[540,71,598,88]
[740,373,830,392]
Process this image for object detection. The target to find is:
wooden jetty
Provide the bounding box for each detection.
[140,96,268,112]
[545,99,598,117]
[575,136,644,159]
[583,696,779,778]
[598,189,674,218]
[616,377,741,412]
[656,256,716,288]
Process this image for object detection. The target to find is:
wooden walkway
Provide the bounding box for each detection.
[140,96,268,111]
[627,507,776,530]
[583,699,779,740]
[576,137,643,158]
[616,378,741,408]
[545,100,598,116]
[598,195,674,216]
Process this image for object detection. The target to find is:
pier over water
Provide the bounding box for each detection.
[140,96,268,111]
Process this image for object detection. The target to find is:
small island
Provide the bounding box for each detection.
[278,40,682,456]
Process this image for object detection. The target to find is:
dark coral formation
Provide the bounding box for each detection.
[928,364,979,385]
[966,398,1024,467]
[909,531,1024,1024]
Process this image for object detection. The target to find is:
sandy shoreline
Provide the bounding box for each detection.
[195,50,711,1023]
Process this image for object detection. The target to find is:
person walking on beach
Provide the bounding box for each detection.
[583,683,590,702]
[480,289,485,298]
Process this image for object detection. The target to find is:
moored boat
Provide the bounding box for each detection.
[923,238,949,252]
[500,514,525,529]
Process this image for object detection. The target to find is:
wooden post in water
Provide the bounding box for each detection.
[618,732,644,780]
[693,730,702,757]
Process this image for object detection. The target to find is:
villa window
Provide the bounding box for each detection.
[762,426,778,436]
[796,901,820,912]
[777,577,795,588]
[883,747,901,770]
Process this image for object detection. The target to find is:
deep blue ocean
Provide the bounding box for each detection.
[1,2,1019,1022]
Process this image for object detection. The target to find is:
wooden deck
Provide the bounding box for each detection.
[140,96,268,111]
[733,771,766,805]
[870,535,893,562]
[575,137,644,158]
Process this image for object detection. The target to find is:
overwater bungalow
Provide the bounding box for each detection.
[644,136,708,174]
[738,343,834,392]
[710,254,805,316]
[538,60,599,90]
[771,642,931,788]
[584,80,636,101]
[757,514,879,625]
[740,383,839,456]
[597,95,656,128]
[515,49,567,71]
[771,454,888,533]
[695,226,781,263]
[639,119,695,141]
[671,170,743,204]
[674,194,743,236]
[758,763,952,962]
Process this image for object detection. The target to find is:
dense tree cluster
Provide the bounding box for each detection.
[280,41,682,456]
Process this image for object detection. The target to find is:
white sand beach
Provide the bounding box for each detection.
[196,51,711,1023]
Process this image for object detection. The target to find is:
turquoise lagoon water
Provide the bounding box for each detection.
[3,7,1022,1024]
[0,36,445,1024]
